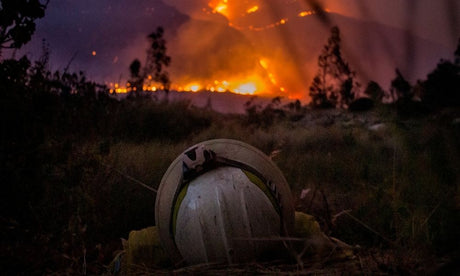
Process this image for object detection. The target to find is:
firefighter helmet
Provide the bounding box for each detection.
[155,139,294,265]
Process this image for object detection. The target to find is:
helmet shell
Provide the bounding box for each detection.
[155,139,294,265]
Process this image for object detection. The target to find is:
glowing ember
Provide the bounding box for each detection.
[143,85,158,92]
[246,6,259,14]
[109,82,128,93]
[259,59,269,69]
[298,11,314,17]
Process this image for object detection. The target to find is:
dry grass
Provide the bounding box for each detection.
[3,102,459,274]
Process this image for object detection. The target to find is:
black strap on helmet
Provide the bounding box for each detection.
[169,144,283,236]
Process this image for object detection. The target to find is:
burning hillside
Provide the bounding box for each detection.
[158,0,449,100]
[158,0,332,99]
[24,0,453,101]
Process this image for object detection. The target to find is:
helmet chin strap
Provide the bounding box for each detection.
[170,144,284,240]
[182,144,218,183]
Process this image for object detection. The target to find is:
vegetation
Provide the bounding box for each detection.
[309,26,359,109]
[0,0,47,56]
[1,48,459,273]
[128,27,171,94]
[421,41,460,109]
[311,26,460,117]
[1,2,459,274]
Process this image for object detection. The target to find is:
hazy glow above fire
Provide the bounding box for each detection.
[24,0,458,102]
[115,1,330,99]
[193,0,327,99]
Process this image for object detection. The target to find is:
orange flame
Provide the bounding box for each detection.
[112,1,336,100]
[209,0,229,17]
[186,83,201,92]
[246,5,259,14]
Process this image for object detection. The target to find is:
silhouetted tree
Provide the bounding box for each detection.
[128,58,143,92]
[28,39,52,92]
[340,77,356,107]
[364,81,385,103]
[0,55,31,95]
[309,76,334,108]
[284,99,306,121]
[0,0,48,57]
[144,26,171,92]
[127,27,171,96]
[390,69,412,102]
[309,26,358,108]
[421,39,460,108]
[129,59,141,77]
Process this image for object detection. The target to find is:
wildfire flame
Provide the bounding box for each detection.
[235,83,256,94]
[200,1,331,99]
[209,0,229,17]
[246,5,259,14]
[113,1,331,99]
[109,77,263,96]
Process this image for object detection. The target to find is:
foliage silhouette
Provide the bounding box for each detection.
[421,38,460,109]
[244,97,306,128]
[0,0,47,56]
[0,47,214,273]
[309,26,358,109]
[364,81,385,103]
[145,27,171,91]
[128,58,143,93]
[128,27,171,96]
[390,69,412,102]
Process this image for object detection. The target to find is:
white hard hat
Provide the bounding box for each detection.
[155,139,294,265]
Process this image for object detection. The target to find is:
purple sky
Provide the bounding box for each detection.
[318,0,459,48]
